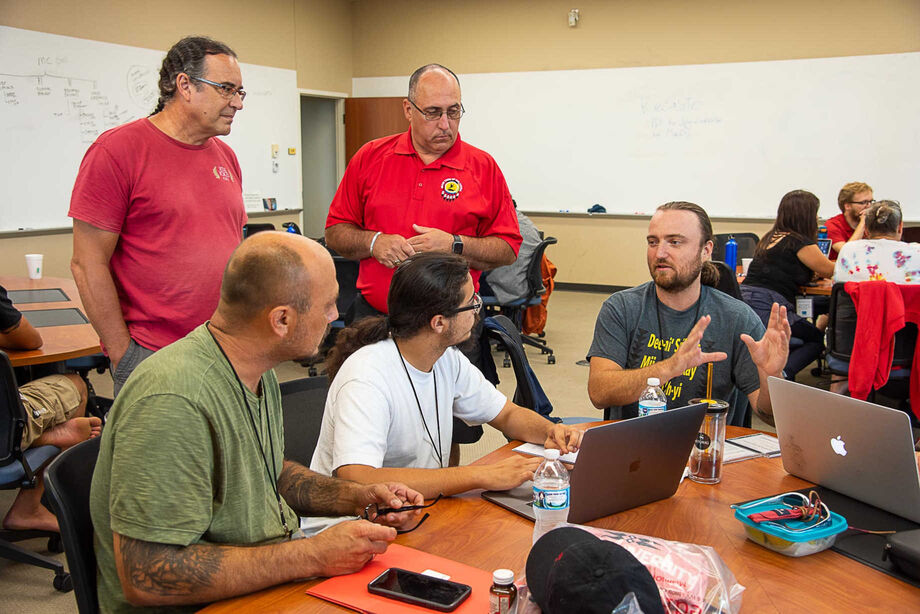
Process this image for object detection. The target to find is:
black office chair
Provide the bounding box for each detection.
[242,222,276,238]
[483,316,539,412]
[0,350,70,591]
[42,437,100,613]
[279,376,330,467]
[482,237,557,364]
[826,282,916,406]
[710,261,742,300]
[712,233,759,263]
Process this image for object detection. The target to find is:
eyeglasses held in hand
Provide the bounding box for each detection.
[408,98,465,121]
[191,76,247,101]
[363,493,443,534]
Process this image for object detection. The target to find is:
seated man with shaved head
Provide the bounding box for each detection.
[90,232,424,613]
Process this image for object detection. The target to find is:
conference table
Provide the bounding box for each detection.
[1,276,101,367]
[201,426,920,613]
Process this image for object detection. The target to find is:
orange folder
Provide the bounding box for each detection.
[306,544,494,613]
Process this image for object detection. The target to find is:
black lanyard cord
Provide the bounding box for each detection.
[393,339,443,469]
[206,322,292,539]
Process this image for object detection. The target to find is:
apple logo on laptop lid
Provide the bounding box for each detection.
[830,436,848,457]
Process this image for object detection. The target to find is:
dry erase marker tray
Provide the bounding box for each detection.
[733,494,848,557]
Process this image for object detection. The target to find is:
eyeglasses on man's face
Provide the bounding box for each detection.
[849,199,875,206]
[191,76,247,101]
[449,292,482,316]
[408,98,465,121]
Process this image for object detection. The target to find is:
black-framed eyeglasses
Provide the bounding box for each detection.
[408,98,464,121]
[363,493,443,534]
[849,199,875,206]
[191,76,247,101]
[449,292,482,316]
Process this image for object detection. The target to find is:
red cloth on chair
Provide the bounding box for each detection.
[845,281,920,420]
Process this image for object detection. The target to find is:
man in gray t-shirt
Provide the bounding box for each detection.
[587,202,790,426]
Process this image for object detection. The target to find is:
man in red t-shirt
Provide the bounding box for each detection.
[825,181,874,261]
[325,64,522,458]
[69,37,247,395]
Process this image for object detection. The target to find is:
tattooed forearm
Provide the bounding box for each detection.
[278,460,356,516]
[119,536,225,597]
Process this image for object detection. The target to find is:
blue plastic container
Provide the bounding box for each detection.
[733,496,848,557]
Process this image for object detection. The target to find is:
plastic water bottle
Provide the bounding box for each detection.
[638,377,668,417]
[818,225,828,240]
[532,449,569,544]
[724,235,738,272]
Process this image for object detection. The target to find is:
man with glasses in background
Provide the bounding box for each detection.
[310,253,581,499]
[70,36,248,394]
[826,181,875,261]
[325,63,522,461]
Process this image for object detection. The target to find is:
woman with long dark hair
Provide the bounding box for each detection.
[741,190,834,380]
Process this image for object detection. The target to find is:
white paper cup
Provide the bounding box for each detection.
[25,254,43,279]
[741,258,753,276]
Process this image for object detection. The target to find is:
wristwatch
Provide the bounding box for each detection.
[452,234,463,255]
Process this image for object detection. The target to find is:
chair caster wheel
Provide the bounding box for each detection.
[547,355,556,364]
[48,534,64,553]
[53,573,73,592]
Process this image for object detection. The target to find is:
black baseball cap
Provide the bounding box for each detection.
[526,527,665,614]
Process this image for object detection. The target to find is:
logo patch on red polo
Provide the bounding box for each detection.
[441,178,462,201]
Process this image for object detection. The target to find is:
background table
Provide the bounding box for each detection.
[1,276,101,367]
[200,426,920,612]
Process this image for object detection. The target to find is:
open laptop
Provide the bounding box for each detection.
[769,377,920,523]
[481,403,707,524]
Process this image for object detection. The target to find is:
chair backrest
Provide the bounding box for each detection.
[279,376,330,467]
[827,282,918,366]
[332,256,360,322]
[0,350,26,467]
[712,233,759,262]
[483,316,538,411]
[525,237,558,300]
[710,261,742,300]
[43,436,100,614]
[242,222,276,238]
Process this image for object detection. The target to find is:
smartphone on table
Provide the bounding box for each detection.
[367,567,472,612]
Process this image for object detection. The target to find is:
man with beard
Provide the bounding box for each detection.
[90,232,424,613]
[586,202,790,425]
[310,253,582,499]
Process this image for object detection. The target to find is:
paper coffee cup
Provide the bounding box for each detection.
[25,254,43,279]
[741,258,753,276]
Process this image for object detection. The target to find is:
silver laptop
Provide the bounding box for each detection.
[769,377,920,523]
[481,403,707,524]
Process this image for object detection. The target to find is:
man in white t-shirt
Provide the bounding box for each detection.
[310,253,583,498]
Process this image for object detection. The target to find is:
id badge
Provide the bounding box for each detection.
[795,297,813,319]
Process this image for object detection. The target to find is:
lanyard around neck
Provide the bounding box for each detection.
[206,322,292,539]
[393,339,443,469]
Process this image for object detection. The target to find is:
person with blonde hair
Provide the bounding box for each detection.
[826,181,874,261]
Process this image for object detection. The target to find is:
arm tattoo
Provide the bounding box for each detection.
[277,461,355,516]
[120,536,225,596]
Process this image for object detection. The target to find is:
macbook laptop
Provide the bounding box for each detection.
[481,403,707,524]
[769,377,920,523]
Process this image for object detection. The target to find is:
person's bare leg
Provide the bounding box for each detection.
[31,374,100,449]
[2,477,58,532]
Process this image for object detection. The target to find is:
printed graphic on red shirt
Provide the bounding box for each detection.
[212,166,235,182]
[441,177,462,201]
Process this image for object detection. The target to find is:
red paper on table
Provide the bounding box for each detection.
[306,544,493,613]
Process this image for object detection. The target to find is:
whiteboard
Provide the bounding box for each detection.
[353,53,920,221]
[0,26,301,232]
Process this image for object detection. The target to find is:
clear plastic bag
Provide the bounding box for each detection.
[519,523,744,614]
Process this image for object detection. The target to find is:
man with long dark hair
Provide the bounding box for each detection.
[587,202,790,426]
[310,252,582,498]
[70,36,248,394]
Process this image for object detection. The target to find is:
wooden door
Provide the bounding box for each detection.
[344,97,406,163]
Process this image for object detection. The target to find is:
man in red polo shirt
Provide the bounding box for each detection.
[325,63,521,461]
[825,181,874,261]
[325,63,521,319]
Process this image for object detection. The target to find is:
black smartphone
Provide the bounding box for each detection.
[367,567,472,612]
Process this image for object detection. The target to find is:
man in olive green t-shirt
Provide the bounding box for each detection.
[90,232,424,613]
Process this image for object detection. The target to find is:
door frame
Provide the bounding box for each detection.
[298,88,347,183]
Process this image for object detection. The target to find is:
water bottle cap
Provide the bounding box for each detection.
[492,569,514,585]
[544,449,560,460]
[647,377,660,386]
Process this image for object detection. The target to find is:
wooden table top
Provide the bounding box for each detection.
[200,426,920,613]
[1,276,101,367]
